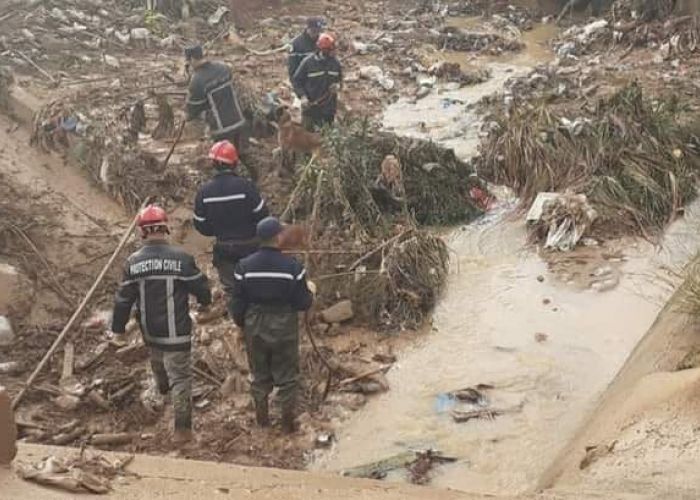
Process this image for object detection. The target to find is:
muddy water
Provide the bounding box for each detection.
[319,203,700,495]
[382,22,556,159]
[315,20,700,496]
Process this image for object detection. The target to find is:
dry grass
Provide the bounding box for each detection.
[478,82,700,238]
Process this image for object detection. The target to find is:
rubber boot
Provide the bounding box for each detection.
[280,401,297,435]
[173,428,193,446]
[255,398,270,428]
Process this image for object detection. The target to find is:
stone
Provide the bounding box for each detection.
[321,300,354,324]
[0,386,17,464]
[0,316,14,347]
[54,394,81,412]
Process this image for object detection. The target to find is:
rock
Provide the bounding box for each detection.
[359,65,383,81]
[54,394,81,412]
[0,387,17,464]
[321,300,354,324]
[535,332,548,343]
[416,87,431,100]
[130,28,150,43]
[537,275,545,283]
[0,316,14,347]
[104,55,120,69]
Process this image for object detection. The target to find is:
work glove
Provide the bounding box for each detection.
[300,96,310,110]
[307,280,317,296]
[329,83,340,94]
[292,95,302,110]
[104,330,128,348]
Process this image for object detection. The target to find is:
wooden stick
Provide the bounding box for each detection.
[60,342,75,384]
[338,365,391,387]
[192,366,223,386]
[348,230,412,271]
[163,120,186,169]
[90,432,137,446]
[12,195,156,410]
[315,270,382,281]
[16,50,56,84]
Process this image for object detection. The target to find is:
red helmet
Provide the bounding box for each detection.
[209,140,239,167]
[137,205,168,237]
[317,33,336,51]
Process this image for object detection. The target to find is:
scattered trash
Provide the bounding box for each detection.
[359,65,394,90]
[342,449,456,483]
[528,192,597,252]
[17,452,135,494]
[315,432,335,448]
[407,449,458,485]
[451,402,524,423]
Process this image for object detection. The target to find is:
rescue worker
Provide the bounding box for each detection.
[288,17,325,86]
[292,33,343,131]
[184,45,258,180]
[230,217,315,433]
[193,140,269,306]
[111,205,211,444]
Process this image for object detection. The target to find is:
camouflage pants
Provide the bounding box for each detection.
[244,307,299,407]
[150,349,192,431]
[302,107,335,132]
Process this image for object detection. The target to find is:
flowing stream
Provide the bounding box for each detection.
[313,19,700,495]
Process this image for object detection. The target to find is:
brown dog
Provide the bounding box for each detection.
[274,107,322,173]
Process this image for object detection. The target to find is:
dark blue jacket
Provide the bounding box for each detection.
[112,240,211,351]
[230,247,313,327]
[288,32,317,86]
[292,53,342,116]
[186,61,245,137]
[193,170,269,242]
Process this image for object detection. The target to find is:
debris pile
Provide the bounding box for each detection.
[443,0,536,28]
[280,120,484,327]
[0,0,224,80]
[17,452,135,494]
[527,192,598,251]
[342,449,457,483]
[319,120,482,228]
[436,26,524,54]
[478,82,700,239]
